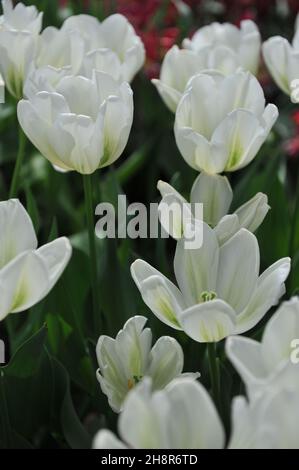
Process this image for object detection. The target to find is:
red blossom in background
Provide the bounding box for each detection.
[284,111,299,159]
[116,0,183,78]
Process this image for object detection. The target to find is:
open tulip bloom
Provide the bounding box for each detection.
[17,70,133,174]
[174,70,278,174]
[131,222,290,343]
[0,199,72,321]
[226,297,299,400]
[93,378,225,449]
[0,2,144,99]
[158,172,270,245]
[96,315,199,412]
[152,20,261,112]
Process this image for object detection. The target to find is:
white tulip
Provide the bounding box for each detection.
[263,36,299,100]
[93,378,225,449]
[0,0,42,99]
[153,30,261,113]
[17,70,133,174]
[183,20,261,75]
[96,315,198,412]
[0,199,72,321]
[157,172,270,244]
[62,13,145,82]
[174,70,278,174]
[0,0,42,35]
[229,375,299,449]
[131,222,290,342]
[226,297,299,400]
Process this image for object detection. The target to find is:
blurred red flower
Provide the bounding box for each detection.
[284,111,299,159]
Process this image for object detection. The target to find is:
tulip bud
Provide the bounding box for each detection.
[174,70,278,174]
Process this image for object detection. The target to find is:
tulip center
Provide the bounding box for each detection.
[128,375,143,390]
[200,291,217,302]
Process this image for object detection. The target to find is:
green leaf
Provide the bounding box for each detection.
[50,357,91,449]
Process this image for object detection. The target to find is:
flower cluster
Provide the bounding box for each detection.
[0,0,299,451]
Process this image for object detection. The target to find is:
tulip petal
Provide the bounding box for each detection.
[138,275,184,330]
[96,335,128,412]
[236,257,291,334]
[174,221,219,305]
[214,214,240,245]
[261,297,299,372]
[166,379,225,449]
[225,336,266,388]
[148,336,184,389]
[35,237,72,291]
[93,429,127,449]
[0,199,37,269]
[131,259,185,329]
[190,172,232,226]
[119,380,166,448]
[152,79,181,113]
[217,229,259,313]
[158,192,193,239]
[263,37,292,95]
[17,96,73,171]
[234,192,270,232]
[179,299,236,342]
[0,251,50,319]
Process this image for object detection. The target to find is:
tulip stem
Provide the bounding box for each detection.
[207,343,220,408]
[288,177,299,291]
[9,126,26,198]
[83,174,99,331]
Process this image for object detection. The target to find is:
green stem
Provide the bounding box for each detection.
[0,372,12,449]
[207,343,220,407]
[288,177,299,292]
[9,127,26,198]
[82,174,100,332]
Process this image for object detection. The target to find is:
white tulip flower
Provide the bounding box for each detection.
[93,378,225,449]
[157,172,270,244]
[226,297,299,400]
[229,373,299,449]
[17,70,133,174]
[174,70,278,174]
[131,222,290,342]
[96,315,198,412]
[263,36,299,101]
[153,22,261,113]
[0,0,42,99]
[0,199,72,321]
[0,0,42,35]
[62,13,145,82]
[183,20,261,75]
